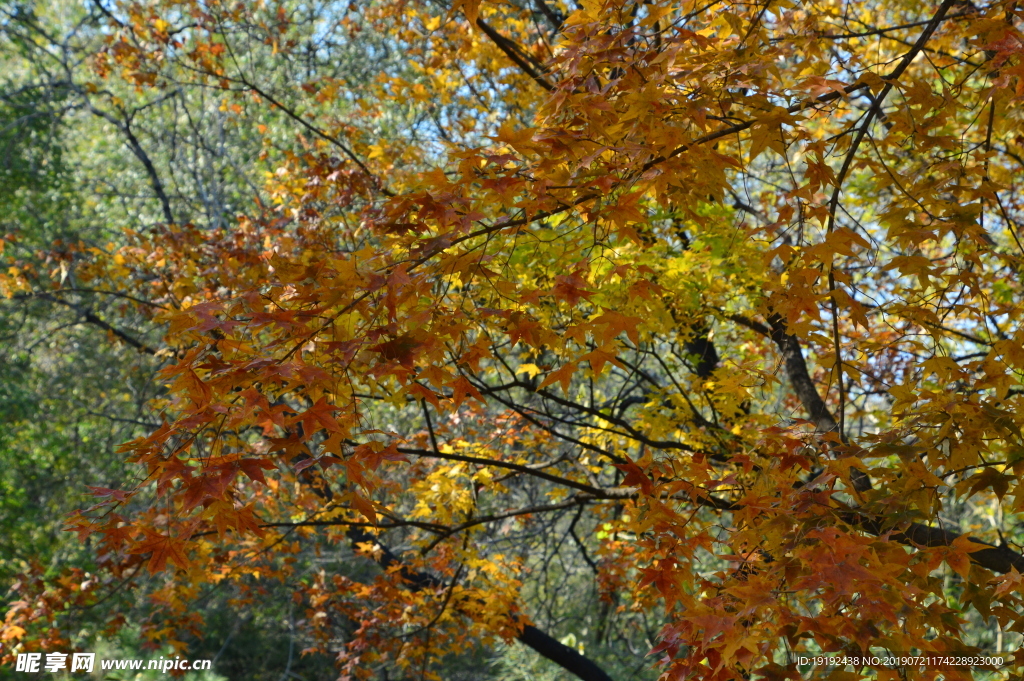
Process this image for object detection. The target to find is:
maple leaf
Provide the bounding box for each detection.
[592,309,642,345]
[86,486,132,502]
[449,375,484,408]
[300,397,344,434]
[451,0,481,25]
[613,460,654,495]
[581,345,624,375]
[130,529,190,574]
[538,361,578,395]
[551,273,594,306]
[371,334,421,366]
[347,492,378,524]
[238,458,275,485]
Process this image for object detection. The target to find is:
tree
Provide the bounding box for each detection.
[4,0,1024,679]
[0,1,392,677]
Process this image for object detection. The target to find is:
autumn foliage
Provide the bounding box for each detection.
[4,0,1024,678]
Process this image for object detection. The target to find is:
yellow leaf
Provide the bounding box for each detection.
[516,363,542,379]
[452,0,481,25]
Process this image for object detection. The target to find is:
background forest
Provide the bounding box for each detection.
[1,0,1024,679]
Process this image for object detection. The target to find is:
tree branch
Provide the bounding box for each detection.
[475,17,555,91]
[231,76,394,197]
[767,313,839,435]
[87,104,175,224]
[841,511,1024,574]
[347,526,616,681]
[396,446,738,510]
[35,293,159,355]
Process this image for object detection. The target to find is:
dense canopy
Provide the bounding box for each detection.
[3,0,1024,679]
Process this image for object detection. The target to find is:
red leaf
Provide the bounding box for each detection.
[613,460,654,495]
[86,486,132,502]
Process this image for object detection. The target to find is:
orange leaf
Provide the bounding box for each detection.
[538,362,578,395]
